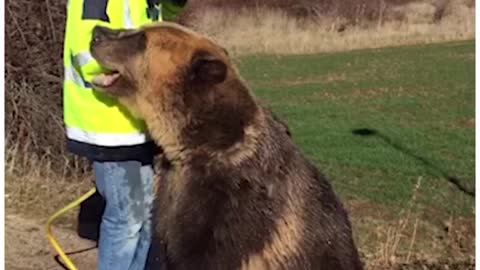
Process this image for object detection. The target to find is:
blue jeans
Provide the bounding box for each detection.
[94,161,154,270]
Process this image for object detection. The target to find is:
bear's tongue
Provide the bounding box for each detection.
[92,72,121,87]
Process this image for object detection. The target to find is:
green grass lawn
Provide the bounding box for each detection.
[236,41,475,218]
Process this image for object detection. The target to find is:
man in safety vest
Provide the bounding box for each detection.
[63,1,187,269]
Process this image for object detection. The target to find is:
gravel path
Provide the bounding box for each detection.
[5,214,97,270]
[5,214,474,270]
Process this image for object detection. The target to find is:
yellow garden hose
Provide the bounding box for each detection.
[46,187,97,270]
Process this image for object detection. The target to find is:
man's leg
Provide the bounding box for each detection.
[77,190,105,242]
[94,160,153,270]
[130,163,155,269]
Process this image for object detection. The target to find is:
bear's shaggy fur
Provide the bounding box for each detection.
[90,22,363,270]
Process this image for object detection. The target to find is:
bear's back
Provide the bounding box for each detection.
[156,110,363,270]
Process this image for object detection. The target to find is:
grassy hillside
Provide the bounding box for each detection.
[238,41,474,215]
[235,41,475,267]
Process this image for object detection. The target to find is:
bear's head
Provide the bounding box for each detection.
[90,23,258,156]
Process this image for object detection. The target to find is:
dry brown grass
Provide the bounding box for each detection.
[5,0,91,216]
[349,176,475,269]
[5,76,90,217]
[181,0,420,22]
[186,0,474,55]
[369,177,423,268]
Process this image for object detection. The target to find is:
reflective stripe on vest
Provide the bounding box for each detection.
[65,65,87,88]
[74,51,95,67]
[67,127,150,146]
[65,51,93,88]
[123,0,135,28]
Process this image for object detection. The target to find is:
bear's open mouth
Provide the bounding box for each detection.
[92,71,121,89]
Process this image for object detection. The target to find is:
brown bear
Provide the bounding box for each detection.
[90,22,364,270]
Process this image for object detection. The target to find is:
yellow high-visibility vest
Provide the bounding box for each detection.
[64,0,185,148]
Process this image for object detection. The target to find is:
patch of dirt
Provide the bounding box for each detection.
[349,87,397,99]
[5,201,474,270]
[453,117,475,129]
[5,214,97,270]
[294,72,350,85]
[255,72,348,88]
[393,260,475,270]
[347,86,432,100]
[448,52,475,61]
[346,199,397,221]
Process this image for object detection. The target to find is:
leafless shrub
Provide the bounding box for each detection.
[6,0,66,164]
[433,0,450,22]
[183,0,419,23]
[188,2,474,55]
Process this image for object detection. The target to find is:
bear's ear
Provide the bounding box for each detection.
[189,50,227,85]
